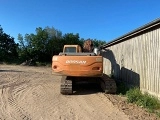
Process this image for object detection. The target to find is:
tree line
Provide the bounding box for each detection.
[0,25,106,64]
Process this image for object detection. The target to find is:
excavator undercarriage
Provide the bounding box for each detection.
[60,74,117,95]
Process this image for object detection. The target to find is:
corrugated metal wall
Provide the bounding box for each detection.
[102,25,160,98]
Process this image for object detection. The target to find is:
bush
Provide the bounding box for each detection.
[126,87,142,103]
[137,93,160,110]
[126,88,160,112]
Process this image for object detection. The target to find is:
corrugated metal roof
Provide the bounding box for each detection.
[101,18,160,49]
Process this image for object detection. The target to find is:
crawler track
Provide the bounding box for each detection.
[60,76,73,95]
[100,74,117,94]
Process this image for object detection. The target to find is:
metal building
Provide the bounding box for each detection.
[101,18,160,98]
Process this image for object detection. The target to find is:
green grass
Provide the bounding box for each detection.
[35,62,51,67]
[126,87,160,116]
[115,80,160,118]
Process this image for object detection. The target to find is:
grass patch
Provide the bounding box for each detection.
[126,87,160,116]
[35,62,51,67]
[116,81,160,118]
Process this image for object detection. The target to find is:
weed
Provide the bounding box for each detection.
[35,62,51,67]
[156,111,160,118]
[126,87,160,117]
[126,87,142,103]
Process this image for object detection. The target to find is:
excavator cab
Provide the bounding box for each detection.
[63,45,82,53]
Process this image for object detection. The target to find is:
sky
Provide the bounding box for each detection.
[0,0,160,43]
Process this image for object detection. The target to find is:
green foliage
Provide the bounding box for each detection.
[0,25,18,62]
[35,62,51,67]
[156,111,160,117]
[17,26,106,64]
[63,33,80,45]
[0,25,106,64]
[126,88,160,112]
[126,87,142,103]
[116,83,160,118]
[92,39,106,48]
[18,27,63,62]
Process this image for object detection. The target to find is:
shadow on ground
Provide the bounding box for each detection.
[72,82,103,95]
[0,70,23,72]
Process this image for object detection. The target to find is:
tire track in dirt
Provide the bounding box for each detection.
[0,65,129,120]
[0,65,50,119]
[0,66,31,119]
[0,72,33,119]
[8,96,31,120]
[0,87,31,120]
[9,72,57,120]
[60,93,129,120]
[2,65,157,120]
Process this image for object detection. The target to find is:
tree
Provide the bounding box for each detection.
[17,33,31,61]
[63,33,80,45]
[44,26,63,56]
[17,26,106,64]
[92,39,106,48]
[18,26,63,62]
[0,25,18,62]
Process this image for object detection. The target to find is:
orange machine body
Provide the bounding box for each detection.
[52,55,103,77]
[52,45,103,77]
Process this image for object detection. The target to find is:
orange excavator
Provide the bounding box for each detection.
[52,40,116,95]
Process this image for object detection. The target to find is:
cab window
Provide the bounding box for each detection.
[64,47,76,52]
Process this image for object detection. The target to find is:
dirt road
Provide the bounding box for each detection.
[0,65,158,120]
